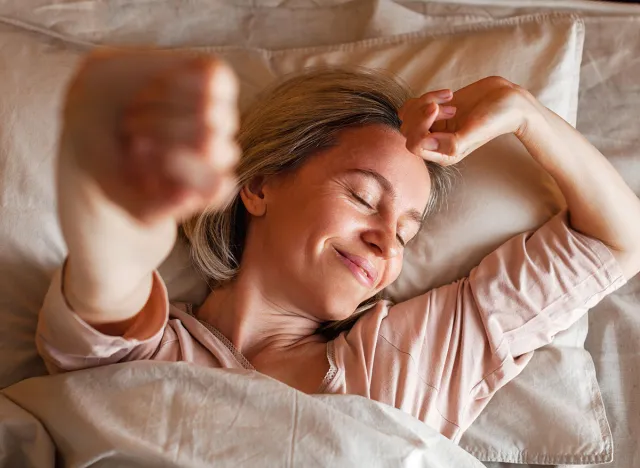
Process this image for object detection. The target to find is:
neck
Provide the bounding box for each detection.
[196,268,325,360]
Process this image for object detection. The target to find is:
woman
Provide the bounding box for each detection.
[37,51,640,442]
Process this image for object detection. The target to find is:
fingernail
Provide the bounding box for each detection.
[441,106,456,116]
[436,89,452,98]
[422,137,439,151]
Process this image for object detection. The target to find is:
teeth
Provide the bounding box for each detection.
[359,266,368,277]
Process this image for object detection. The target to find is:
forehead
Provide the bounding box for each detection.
[307,124,432,209]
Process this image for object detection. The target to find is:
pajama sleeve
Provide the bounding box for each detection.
[36,264,169,374]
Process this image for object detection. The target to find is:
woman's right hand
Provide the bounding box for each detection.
[58,50,239,324]
[63,50,240,223]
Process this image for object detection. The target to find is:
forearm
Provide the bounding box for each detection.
[58,144,176,324]
[516,93,640,279]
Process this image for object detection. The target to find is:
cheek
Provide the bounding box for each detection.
[265,186,343,251]
[284,186,358,236]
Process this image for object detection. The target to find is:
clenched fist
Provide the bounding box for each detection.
[62,50,240,223]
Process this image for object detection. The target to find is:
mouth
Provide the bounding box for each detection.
[333,247,377,288]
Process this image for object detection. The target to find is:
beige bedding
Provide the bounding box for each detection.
[1,362,489,467]
[0,1,638,467]
[1,363,492,468]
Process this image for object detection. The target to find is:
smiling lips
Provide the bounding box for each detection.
[334,248,378,288]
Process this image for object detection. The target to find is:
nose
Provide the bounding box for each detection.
[361,224,400,259]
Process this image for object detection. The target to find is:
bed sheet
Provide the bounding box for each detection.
[1,362,486,467]
[0,1,637,467]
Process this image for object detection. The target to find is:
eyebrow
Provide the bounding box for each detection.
[345,168,425,225]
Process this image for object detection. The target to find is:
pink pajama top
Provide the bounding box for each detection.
[35,212,626,442]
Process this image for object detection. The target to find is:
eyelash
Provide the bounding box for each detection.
[349,189,406,247]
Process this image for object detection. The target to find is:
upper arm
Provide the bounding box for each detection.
[466,211,625,357]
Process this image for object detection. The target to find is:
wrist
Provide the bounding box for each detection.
[63,257,154,323]
[511,88,545,140]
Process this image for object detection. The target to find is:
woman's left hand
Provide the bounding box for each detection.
[399,76,534,166]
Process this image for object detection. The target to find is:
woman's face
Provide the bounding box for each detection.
[243,124,432,321]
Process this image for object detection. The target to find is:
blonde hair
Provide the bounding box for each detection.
[182,68,455,338]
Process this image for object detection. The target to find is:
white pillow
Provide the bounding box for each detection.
[182,16,608,464]
[0,12,607,465]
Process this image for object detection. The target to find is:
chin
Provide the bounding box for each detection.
[314,302,357,323]
[311,287,369,322]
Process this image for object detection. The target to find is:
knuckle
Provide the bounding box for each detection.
[448,138,459,155]
[418,94,436,105]
[206,59,239,98]
[486,76,510,86]
[486,76,521,93]
[422,102,437,116]
[207,137,240,167]
[205,101,239,131]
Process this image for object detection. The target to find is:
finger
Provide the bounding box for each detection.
[163,148,236,190]
[434,105,456,122]
[125,136,237,203]
[125,109,241,172]
[126,101,239,140]
[126,61,240,138]
[414,131,484,165]
[158,82,239,137]
[416,148,460,167]
[131,55,239,108]
[127,132,238,190]
[128,127,240,173]
[402,101,439,135]
[124,156,237,223]
[403,102,440,154]
[124,117,209,149]
[429,112,509,159]
[179,57,239,105]
[398,89,453,121]
[420,132,463,159]
[418,89,453,105]
[407,132,465,166]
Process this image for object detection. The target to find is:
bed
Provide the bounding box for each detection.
[0,1,638,467]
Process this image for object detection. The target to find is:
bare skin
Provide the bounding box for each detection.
[57,53,640,393]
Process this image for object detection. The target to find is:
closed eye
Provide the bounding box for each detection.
[349,189,375,210]
[350,189,407,247]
